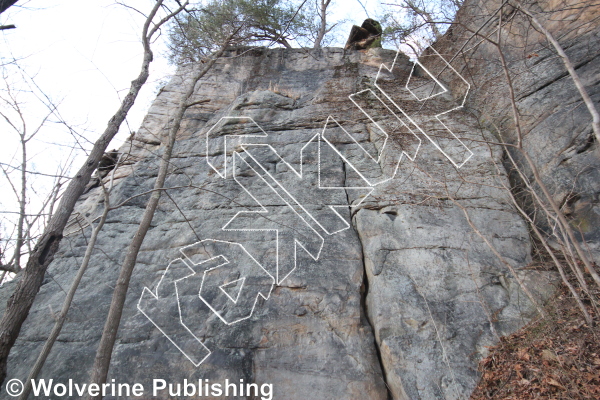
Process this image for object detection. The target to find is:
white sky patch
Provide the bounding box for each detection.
[0,0,387,158]
[1,0,174,149]
[0,0,175,266]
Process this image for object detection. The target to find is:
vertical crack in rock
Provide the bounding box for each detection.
[0,45,576,399]
[342,161,393,400]
[359,240,393,400]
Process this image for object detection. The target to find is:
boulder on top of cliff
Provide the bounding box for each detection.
[344,18,382,50]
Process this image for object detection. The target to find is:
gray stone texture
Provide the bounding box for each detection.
[0,36,565,400]
[426,0,600,262]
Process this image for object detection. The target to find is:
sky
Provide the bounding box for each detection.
[0,0,383,151]
[0,0,179,261]
[1,0,174,149]
[0,0,387,266]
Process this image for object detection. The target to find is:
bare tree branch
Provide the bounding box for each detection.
[85,33,237,398]
[0,0,174,386]
[513,0,600,145]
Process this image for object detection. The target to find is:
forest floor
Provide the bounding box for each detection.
[471,272,600,399]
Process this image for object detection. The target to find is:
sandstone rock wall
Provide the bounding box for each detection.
[425,0,600,262]
[1,45,557,399]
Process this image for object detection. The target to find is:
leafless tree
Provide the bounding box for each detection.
[381,0,464,55]
[17,157,121,400]
[313,0,334,48]
[415,0,600,327]
[84,30,237,399]
[86,0,322,391]
[511,0,600,144]
[490,2,600,292]
[0,0,189,387]
[0,68,75,278]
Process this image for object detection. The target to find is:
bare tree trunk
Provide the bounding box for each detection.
[450,197,546,317]
[13,131,27,272]
[0,81,62,275]
[0,0,171,387]
[502,145,592,294]
[513,1,600,145]
[486,142,594,324]
[313,0,331,49]
[18,173,114,400]
[85,40,232,399]
[495,11,600,289]
[511,191,593,325]
[0,0,18,15]
[279,37,293,48]
[406,0,442,39]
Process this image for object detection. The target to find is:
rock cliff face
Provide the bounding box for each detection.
[1,41,565,399]
[426,0,600,262]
